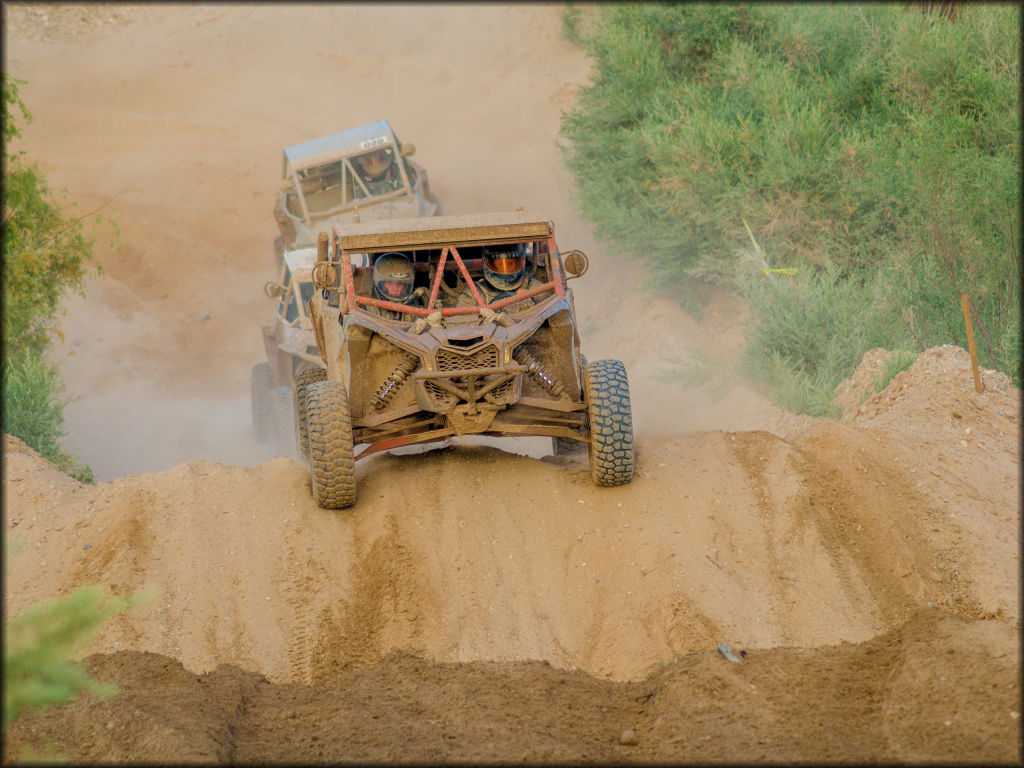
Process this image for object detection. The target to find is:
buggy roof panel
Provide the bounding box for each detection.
[283,247,318,273]
[335,211,553,252]
[283,121,397,173]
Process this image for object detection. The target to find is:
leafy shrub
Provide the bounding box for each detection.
[3,352,66,461]
[738,260,878,417]
[560,4,1021,409]
[4,586,129,726]
[2,350,93,483]
[3,73,102,477]
[561,3,584,44]
[3,97,96,357]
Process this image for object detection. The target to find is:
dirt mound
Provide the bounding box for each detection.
[4,611,1018,763]
[4,379,1018,683]
[7,336,1018,759]
[833,347,897,419]
[838,344,1021,626]
[842,344,1018,428]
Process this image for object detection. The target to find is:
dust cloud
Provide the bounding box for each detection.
[11,2,791,479]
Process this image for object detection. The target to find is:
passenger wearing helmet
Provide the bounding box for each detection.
[353,148,400,196]
[366,252,425,320]
[455,244,544,312]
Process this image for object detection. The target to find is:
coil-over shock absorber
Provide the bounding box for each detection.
[513,347,565,397]
[371,352,419,410]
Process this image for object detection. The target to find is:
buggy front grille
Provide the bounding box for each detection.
[424,381,458,408]
[489,378,515,401]
[418,343,521,412]
[436,344,499,372]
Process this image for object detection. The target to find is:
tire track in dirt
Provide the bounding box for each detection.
[794,425,970,623]
[727,425,972,641]
[722,431,805,643]
[278,537,335,684]
[311,487,443,681]
[6,380,1016,686]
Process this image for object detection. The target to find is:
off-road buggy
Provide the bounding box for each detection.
[272,120,441,270]
[251,247,324,456]
[299,211,634,508]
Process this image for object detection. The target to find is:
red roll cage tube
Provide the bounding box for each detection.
[336,235,566,318]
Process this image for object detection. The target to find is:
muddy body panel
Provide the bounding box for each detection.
[253,247,327,450]
[260,249,324,383]
[304,210,633,495]
[337,297,585,444]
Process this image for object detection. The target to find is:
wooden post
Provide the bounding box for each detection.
[960,293,984,393]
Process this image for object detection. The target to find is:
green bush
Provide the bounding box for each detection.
[560,4,1021,408]
[3,95,96,357]
[738,260,881,417]
[2,350,93,483]
[3,352,66,462]
[4,586,127,726]
[561,3,585,44]
[3,73,102,477]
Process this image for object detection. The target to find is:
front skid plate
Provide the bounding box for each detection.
[353,416,586,460]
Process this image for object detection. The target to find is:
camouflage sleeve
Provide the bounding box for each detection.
[455,290,476,308]
[528,276,550,300]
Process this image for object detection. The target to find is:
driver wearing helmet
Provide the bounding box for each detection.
[455,244,543,312]
[366,252,425,320]
[354,148,400,196]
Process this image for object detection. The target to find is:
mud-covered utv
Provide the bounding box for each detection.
[300,211,634,508]
[272,120,441,270]
[251,247,325,456]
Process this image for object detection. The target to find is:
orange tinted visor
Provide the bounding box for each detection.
[487,255,525,275]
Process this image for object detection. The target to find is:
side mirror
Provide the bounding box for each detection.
[264,281,287,300]
[279,178,294,193]
[562,250,589,279]
[400,142,416,158]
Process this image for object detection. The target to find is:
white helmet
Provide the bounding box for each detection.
[357,148,393,180]
[372,252,415,302]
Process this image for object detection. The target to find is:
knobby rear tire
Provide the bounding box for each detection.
[251,362,274,441]
[294,367,327,459]
[268,385,296,458]
[583,359,635,486]
[306,380,356,509]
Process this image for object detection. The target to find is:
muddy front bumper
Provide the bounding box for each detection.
[352,362,587,460]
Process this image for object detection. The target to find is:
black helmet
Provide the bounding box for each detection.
[372,252,414,302]
[482,245,526,292]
